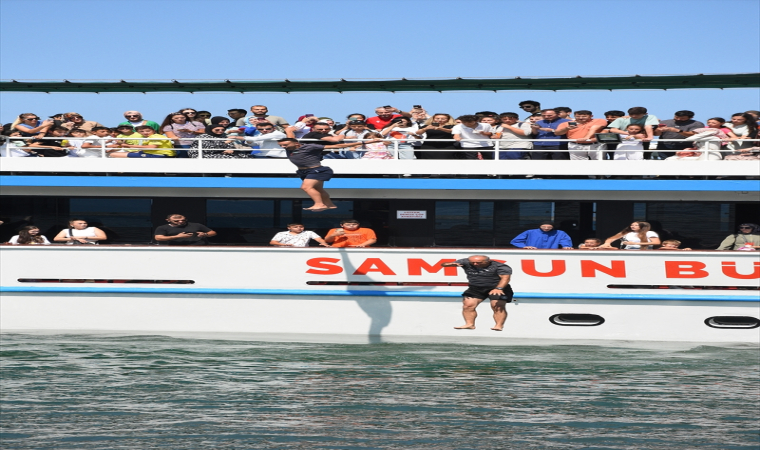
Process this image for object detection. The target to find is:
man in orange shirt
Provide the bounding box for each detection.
[325,219,377,248]
[554,110,608,160]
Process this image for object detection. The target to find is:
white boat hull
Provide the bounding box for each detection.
[2,247,758,344]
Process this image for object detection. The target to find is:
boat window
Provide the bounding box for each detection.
[17,279,194,284]
[607,285,758,291]
[307,281,468,286]
[704,316,760,329]
[549,314,605,326]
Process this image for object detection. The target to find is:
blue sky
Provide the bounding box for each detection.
[1,0,758,126]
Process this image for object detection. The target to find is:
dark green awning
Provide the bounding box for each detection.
[1,73,758,93]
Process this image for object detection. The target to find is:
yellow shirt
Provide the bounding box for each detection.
[132,134,176,157]
[119,132,142,146]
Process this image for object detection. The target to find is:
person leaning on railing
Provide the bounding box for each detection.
[188,124,246,159]
[160,112,205,155]
[665,120,730,161]
[414,114,456,160]
[725,113,759,154]
[0,130,34,157]
[28,126,72,157]
[109,125,176,158]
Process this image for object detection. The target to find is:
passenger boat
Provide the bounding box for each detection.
[1,75,759,344]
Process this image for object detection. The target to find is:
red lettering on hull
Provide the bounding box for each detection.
[306,258,343,275]
[580,260,626,278]
[522,260,566,277]
[665,261,708,278]
[721,262,760,279]
[408,259,458,276]
[353,258,396,276]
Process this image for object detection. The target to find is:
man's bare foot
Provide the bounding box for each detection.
[303,207,328,211]
[491,327,503,331]
[454,325,476,330]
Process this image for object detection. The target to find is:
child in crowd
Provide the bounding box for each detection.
[111,125,138,155]
[0,130,32,157]
[614,124,646,160]
[270,223,329,247]
[361,132,393,159]
[63,128,89,157]
[109,125,176,158]
[28,126,72,157]
[657,240,692,250]
[578,237,603,249]
[76,126,120,158]
[7,225,51,245]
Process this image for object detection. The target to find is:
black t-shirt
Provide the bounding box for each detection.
[420,125,454,149]
[454,258,513,287]
[31,138,68,157]
[154,222,213,246]
[302,132,335,146]
[287,143,327,168]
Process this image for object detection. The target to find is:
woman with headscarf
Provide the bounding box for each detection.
[188,124,247,159]
[717,223,760,250]
[665,118,730,161]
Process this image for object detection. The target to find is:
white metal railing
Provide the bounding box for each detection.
[1,136,754,158]
[1,137,757,177]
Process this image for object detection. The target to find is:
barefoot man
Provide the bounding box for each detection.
[277,138,362,212]
[441,255,513,331]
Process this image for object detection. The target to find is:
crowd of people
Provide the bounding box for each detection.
[2,103,759,161]
[5,216,759,251]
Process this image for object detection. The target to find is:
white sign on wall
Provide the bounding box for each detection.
[397,210,427,219]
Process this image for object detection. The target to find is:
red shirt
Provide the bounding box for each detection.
[366,114,402,131]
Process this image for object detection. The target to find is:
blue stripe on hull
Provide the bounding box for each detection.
[1,286,757,302]
[1,176,756,192]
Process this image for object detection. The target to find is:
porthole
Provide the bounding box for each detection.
[704,316,760,329]
[549,314,605,327]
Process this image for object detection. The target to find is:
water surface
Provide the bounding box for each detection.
[1,334,758,449]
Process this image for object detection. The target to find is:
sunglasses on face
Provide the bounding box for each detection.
[125,114,140,117]
[25,117,39,120]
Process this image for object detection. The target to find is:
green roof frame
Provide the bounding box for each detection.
[1,73,758,93]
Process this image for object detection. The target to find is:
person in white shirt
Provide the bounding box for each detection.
[243,122,287,158]
[270,223,329,247]
[8,226,51,245]
[614,124,646,160]
[53,219,107,245]
[72,127,120,158]
[494,112,533,160]
[452,115,493,159]
[286,116,319,139]
[600,221,661,250]
[62,128,88,157]
[0,131,33,157]
[380,117,421,160]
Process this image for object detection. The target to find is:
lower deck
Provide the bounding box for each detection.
[1,176,758,249]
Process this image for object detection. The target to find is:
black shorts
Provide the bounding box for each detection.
[296,166,333,181]
[462,285,514,302]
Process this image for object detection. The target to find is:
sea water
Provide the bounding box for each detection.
[1,334,758,449]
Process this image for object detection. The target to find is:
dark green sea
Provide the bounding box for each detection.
[1,334,758,449]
